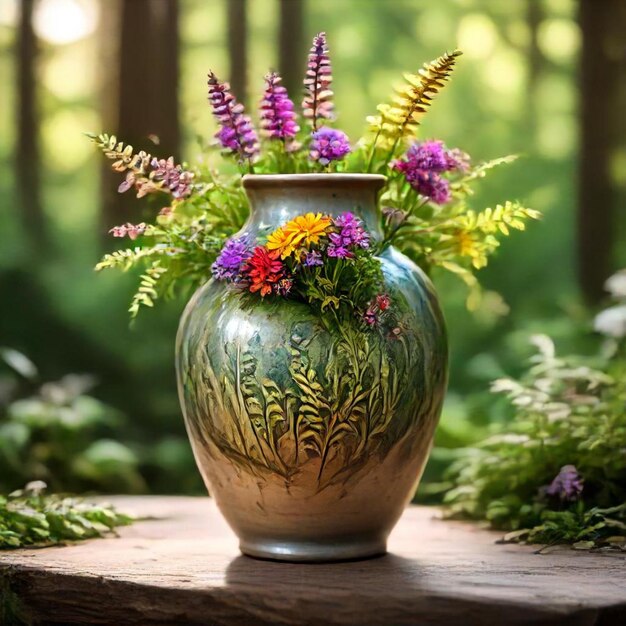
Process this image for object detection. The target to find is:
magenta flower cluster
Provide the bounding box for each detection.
[211,234,254,281]
[310,127,351,166]
[327,211,369,258]
[207,72,259,163]
[260,72,300,147]
[393,140,470,205]
[302,31,334,129]
[545,465,584,501]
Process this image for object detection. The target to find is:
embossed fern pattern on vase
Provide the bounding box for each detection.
[179,278,444,490]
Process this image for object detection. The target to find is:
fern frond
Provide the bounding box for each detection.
[95,245,179,272]
[366,50,462,152]
[129,263,168,318]
[464,155,519,183]
[462,202,541,236]
[88,133,152,174]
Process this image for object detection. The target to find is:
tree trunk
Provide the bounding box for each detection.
[279,0,305,100]
[577,0,625,303]
[525,0,543,133]
[16,0,46,255]
[227,0,248,107]
[100,0,180,233]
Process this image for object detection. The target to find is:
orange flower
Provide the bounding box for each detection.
[266,212,331,259]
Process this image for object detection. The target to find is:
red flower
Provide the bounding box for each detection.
[244,246,284,297]
[376,294,390,311]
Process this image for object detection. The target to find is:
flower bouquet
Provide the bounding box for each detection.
[91,32,539,561]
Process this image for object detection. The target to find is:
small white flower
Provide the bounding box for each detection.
[593,305,626,338]
[604,269,626,298]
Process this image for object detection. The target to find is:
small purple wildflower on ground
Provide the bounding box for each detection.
[546,465,584,501]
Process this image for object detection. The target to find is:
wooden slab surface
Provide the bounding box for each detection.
[1,496,625,625]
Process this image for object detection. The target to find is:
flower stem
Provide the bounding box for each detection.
[380,197,429,250]
[366,130,381,172]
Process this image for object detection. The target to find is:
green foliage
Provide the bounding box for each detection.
[88,133,153,175]
[380,157,540,308]
[291,248,385,322]
[0,349,144,493]
[95,165,248,318]
[444,326,626,548]
[0,481,132,549]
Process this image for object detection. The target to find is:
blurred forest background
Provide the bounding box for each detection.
[0,0,625,496]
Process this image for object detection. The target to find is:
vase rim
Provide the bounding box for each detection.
[242,173,387,190]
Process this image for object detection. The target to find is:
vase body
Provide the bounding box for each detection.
[176,174,448,561]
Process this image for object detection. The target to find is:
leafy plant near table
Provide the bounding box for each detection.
[91,32,538,319]
[0,481,132,549]
[0,348,144,494]
[444,270,626,549]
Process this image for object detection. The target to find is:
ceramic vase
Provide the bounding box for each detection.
[176,173,448,562]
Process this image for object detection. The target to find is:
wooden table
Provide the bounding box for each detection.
[1,496,625,625]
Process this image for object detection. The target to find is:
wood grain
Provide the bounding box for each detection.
[1,497,625,625]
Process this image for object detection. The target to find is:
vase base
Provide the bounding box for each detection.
[239,537,387,563]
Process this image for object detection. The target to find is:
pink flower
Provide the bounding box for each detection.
[109,222,148,240]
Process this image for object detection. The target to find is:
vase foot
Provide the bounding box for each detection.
[239,537,387,563]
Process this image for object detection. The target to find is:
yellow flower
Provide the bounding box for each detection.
[284,212,332,246]
[266,212,332,259]
[266,227,299,259]
[455,230,490,269]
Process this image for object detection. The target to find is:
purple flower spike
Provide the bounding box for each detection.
[310,127,351,166]
[260,72,300,148]
[211,234,254,282]
[207,72,259,163]
[546,465,584,501]
[302,32,334,130]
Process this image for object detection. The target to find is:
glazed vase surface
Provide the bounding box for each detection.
[176,173,448,561]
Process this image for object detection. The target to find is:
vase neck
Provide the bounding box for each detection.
[242,174,386,239]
